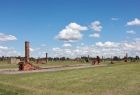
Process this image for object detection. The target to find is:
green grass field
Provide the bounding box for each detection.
[0,62,140,95]
[0,60,85,69]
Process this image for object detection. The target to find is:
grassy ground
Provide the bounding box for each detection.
[0,64,17,69]
[0,60,86,69]
[34,60,86,67]
[0,60,117,69]
[0,62,139,95]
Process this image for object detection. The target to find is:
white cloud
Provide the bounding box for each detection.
[91,21,103,32]
[123,43,135,49]
[0,46,9,50]
[56,22,88,42]
[96,41,119,47]
[111,17,119,21]
[67,22,88,31]
[51,39,140,58]
[63,43,72,47]
[25,37,140,58]
[0,46,19,56]
[134,38,140,43]
[89,33,100,38]
[29,46,47,58]
[0,33,17,41]
[30,48,34,52]
[52,47,61,52]
[95,42,104,47]
[126,30,136,34]
[127,18,140,26]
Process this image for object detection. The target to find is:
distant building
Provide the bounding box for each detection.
[8,57,20,64]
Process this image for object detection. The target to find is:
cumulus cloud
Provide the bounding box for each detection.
[63,43,72,47]
[127,18,140,26]
[67,22,88,31]
[123,43,135,49]
[0,33,17,41]
[56,22,88,42]
[29,38,140,58]
[29,46,47,58]
[52,47,62,52]
[30,48,34,52]
[95,41,119,47]
[126,30,136,34]
[0,46,9,50]
[91,21,102,32]
[51,39,140,58]
[0,46,19,56]
[0,33,18,56]
[89,33,100,38]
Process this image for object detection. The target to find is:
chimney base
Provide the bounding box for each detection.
[18,62,41,71]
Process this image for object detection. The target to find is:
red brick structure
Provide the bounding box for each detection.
[96,56,100,64]
[18,41,40,71]
[92,60,96,65]
[18,61,39,71]
[46,53,48,63]
[25,41,30,63]
[91,56,100,65]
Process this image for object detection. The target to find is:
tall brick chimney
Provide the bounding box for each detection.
[18,41,40,71]
[25,41,30,63]
[46,53,48,63]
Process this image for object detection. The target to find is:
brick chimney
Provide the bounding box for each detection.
[46,53,48,63]
[25,41,30,63]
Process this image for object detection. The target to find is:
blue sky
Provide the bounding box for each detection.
[0,0,140,58]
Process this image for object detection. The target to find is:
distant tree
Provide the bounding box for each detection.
[113,56,120,61]
[48,57,53,61]
[81,56,89,62]
[135,56,139,59]
[2,56,4,61]
[66,58,70,60]
[53,57,59,61]
[135,56,139,62]
[30,57,36,61]
[60,57,66,61]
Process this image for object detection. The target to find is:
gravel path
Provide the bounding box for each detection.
[0,64,107,74]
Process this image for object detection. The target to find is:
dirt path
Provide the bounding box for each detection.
[0,64,107,74]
